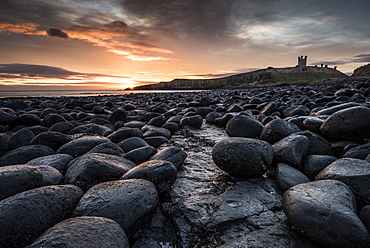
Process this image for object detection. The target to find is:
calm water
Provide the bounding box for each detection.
[0,90,205,98]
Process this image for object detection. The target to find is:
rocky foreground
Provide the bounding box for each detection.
[0,79,370,248]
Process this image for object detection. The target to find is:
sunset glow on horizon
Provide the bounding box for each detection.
[1,0,370,90]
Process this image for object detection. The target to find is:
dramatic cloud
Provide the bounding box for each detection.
[313,54,370,66]
[0,63,128,80]
[46,28,69,39]
[189,68,261,78]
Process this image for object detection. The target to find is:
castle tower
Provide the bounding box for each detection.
[298,55,307,69]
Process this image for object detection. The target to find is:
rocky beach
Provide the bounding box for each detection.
[0,78,370,248]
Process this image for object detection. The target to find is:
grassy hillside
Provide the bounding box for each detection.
[133,66,348,90]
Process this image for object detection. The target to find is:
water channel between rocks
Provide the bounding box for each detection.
[144,121,315,248]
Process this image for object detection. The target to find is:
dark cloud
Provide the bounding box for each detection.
[0,63,129,80]
[312,54,370,66]
[103,21,130,33]
[46,28,69,39]
[189,68,260,78]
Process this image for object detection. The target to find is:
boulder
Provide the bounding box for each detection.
[144,136,169,148]
[0,108,17,124]
[108,127,143,143]
[302,155,337,180]
[212,138,273,178]
[118,137,150,152]
[273,134,309,168]
[41,113,68,127]
[320,106,370,141]
[259,119,301,144]
[30,131,72,150]
[0,164,42,200]
[27,216,129,248]
[296,130,333,155]
[180,115,203,129]
[121,160,177,193]
[343,143,370,160]
[0,145,54,166]
[17,114,41,126]
[149,146,187,170]
[0,185,83,247]
[73,179,158,235]
[124,146,157,165]
[65,153,136,191]
[275,163,310,191]
[49,122,75,134]
[7,128,35,150]
[316,158,370,207]
[226,114,263,138]
[36,165,63,186]
[360,206,370,233]
[283,180,370,248]
[143,127,172,139]
[27,153,73,173]
[87,142,125,157]
[108,107,127,124]
[57,136,110,157]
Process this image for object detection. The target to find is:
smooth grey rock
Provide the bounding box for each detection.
[0,145,54,166]
[65,153,135,191]
[17,113,41,126]
[302,116,324,133]
[260,101,278,115]
[296,130,333,155]
[108,127,143,143]
[143,127,172,139]
[30,131,72,150]
[302,155,337,180]
[124,121,146,129]
[0,108,17,124]
[0,185,84,248]
[41,113,68,127]
[7,128,35,150]
[118,136,149,152]
[283,180,370,248]
[0,133,9,155]
[149,146,187,170]
[87,142,125,157]
[124,146,157,165]
[0,164,42,200]
[314,102,360,116]
[276,163,310,191]
[226,114,263,138]
[273,134,309,168]
[282,105,310,117]
[49,121,75,134]
[36,165,63,186]
[316,158,370,207]
[148,114,166,127]
[108,107,127,124]
[206,111,222,124]
[260,119,301,144]
[121,160,177,193]
[73,179,158,235]
[27,216,129,248]
[180,115,203,129]
[360,206,370,234]
[212,137,273,178]
[161,122,180,134]
[27,153,73,173]
[320,106,370,141]
[144,136,169,148]
[343,143,370,160]
[57,136,110,157]
[215,113,235,127]
[227,103,244,113]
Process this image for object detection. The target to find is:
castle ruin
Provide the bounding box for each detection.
[298,55,307,69]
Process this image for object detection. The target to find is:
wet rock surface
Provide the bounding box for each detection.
[0,79,369,247]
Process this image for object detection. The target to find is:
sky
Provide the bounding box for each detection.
[0,0,370,90]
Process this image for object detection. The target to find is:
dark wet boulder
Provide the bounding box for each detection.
[149,146,187,170]
[57,136,110,157]
[282,105,310,117]
[143,127,172,139]
[273,134,309,168]
[30,131,72,150]
[0,145,54,166]
[215,113,235,127]
[180,115,203,129]
[197,107,214,118]
[0,134,9,156]
[226,114,263,138]
[314,102,360,116]
[206,112,222,124]
[124,146,157,165]
[41,113,68,127]
[118,136,149,152]
[227,104,244,113]
[49,121,75,134]
[198,97,212,107]
[27,153,73,173]
[316,158,370,207]
[141,112,162,122]
[259,101,278,116]
[36,165,63,186]
[124,120,146,129]
[17,113,41,126]
[283,180,370,248]
[73,179,158,235]
[0,185,84,248]
[360,206,370,233]
[302,117,324,133]
[65,153,135,191]
[7,128,35,150]
[108,107,127,124]
[108,127,143,143]
[121,160,177,193]
[0,108,17,124]
[320,106,370,141]
[144,136,169,148]
[0,164,42,200]
[27,216,129,248]
[4,100,29,110]
[28,125,49,135]
[147,114,166,127]
[260,119,301,144]
[212,138,273,178]
[88,142,125,157]
[296,130,333,155]
[276,163,310,192]
[302,155,337,180]
[343,142,370,160]
[161,122,180,134]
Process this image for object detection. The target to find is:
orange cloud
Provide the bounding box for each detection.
[0,22,173,61]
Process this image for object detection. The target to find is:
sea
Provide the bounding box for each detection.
[0,89,205,98]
